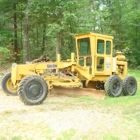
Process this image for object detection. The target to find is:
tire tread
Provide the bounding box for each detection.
[105,75,122,97]
[18,75,48,105]
[1,72,17,96]
[122,76,137,96]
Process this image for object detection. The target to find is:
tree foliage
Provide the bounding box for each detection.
[0,0,140,68]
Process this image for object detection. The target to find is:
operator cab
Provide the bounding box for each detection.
[75,32,114,75]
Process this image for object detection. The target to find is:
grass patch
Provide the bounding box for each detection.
[11,136,22,140]
[103,134,122,140]
[0,136,7,140]
[57,129,76,140]
[97,95,140,107]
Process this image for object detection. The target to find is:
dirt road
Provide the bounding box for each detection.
[0,84,126,140]
[0,70,137,139]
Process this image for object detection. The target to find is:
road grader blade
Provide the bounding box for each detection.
[50,86,105,100]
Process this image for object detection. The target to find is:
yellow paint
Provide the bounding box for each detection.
[11,32,128,90]
[6,77,17,92]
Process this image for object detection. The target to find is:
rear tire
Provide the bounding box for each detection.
[1,72,17,96]
[105,75,122,97]
[18,75,48,105]
[122,76,137,96]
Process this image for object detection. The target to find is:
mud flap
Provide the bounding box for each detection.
[50,86,105,100]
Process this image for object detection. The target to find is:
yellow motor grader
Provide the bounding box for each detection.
[1,32,137,105]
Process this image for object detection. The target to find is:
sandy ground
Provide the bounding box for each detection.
[0,70,130,139]
[0,85,122,139]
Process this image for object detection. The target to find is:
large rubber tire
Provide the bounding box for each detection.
[122,76,137,96]
[18,75,48,105]
[105,75,122,97]
[1,72,17,96]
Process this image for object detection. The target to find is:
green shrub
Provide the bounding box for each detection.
[0,47,13,62]
[122,47,140,69]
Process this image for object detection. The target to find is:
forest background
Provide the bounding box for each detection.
[0,0,140,69]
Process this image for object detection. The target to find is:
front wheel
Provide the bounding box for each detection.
[1,72,17,96]
[18,75,48,105]
[105,75,122,97]
[122,76,137,96]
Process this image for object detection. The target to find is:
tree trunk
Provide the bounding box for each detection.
[42,24,46,53]
[134,0,138,49]
[23,0,30,63]
[36,27,39,48]
[33,29,36,48]
[13,3,18,62]
[56,33,61,60]
[20,15,23,49]
[134,23,138,49]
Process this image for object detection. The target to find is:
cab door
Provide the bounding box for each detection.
[95,38,112,75]
[77,37,91,66]
[77,37,93,75]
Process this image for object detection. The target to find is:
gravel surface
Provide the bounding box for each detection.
[0,81,136,140]
[0,67,139,139]
[0,70,123,139]
[0,86,120,135]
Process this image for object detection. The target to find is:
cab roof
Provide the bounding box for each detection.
[75,32,114,40]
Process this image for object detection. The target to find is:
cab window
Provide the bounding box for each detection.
[97,39,104,54]
[78,38,91,56]
[106,41,111,55]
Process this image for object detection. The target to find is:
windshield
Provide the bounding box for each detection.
[78,38,91,56]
